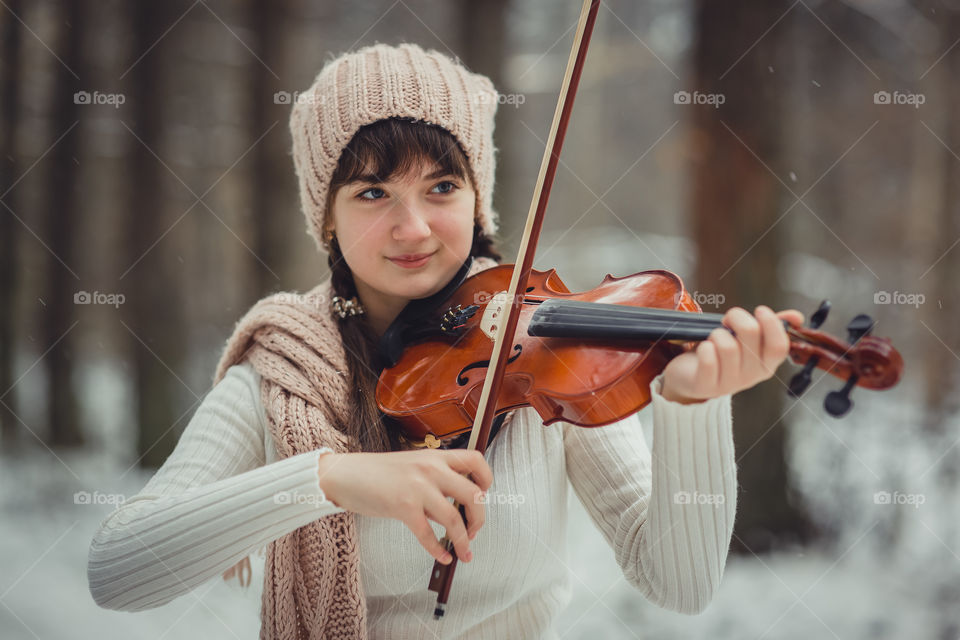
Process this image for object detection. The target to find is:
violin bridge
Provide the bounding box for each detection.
[479,291,511,340]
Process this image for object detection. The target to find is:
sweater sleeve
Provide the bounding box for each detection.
[86,362,345,612]
[562,371,737,615]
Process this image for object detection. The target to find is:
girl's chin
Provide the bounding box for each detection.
[395,282,442,301]
[386,272,450,301]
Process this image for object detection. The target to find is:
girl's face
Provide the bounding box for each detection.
[329,161,476,325]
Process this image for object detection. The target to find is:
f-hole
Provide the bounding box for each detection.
[457,344,523,386]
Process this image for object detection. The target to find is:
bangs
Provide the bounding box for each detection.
[328,118,474,199]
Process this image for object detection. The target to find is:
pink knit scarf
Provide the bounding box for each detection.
[214,277,365,639]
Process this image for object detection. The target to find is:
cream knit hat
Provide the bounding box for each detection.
[290,43,500,253]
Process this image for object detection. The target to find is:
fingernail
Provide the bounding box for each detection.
[441,552,452,564]
[465,550,473,562]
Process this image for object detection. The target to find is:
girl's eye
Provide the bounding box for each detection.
[431,181,457,195]
[355,180,457,201]
[357,187,385,200]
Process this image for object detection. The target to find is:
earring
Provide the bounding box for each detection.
[324,229,336,245]
[331,295,365,318]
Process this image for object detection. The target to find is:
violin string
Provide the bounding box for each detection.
[528,322,717,342]
[527,299,799,343]
[530,299,802,332]
[534,300,726,325]
[531,311,723,329]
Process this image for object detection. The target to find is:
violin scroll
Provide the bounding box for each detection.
[786,300,903,417]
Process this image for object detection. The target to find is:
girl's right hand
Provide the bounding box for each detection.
[315,449,493,565]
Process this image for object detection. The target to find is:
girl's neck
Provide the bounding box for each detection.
[354,282,408,338]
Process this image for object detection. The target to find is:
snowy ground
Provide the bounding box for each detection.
[3,381,956,640]
[3,229,957,638]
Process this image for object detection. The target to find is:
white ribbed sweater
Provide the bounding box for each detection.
[87,361,737,638]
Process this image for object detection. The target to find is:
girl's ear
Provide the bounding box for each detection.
[322,200,337,242]
[321,210,336,246]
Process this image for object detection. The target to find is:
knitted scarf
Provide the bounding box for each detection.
[214,277,363,639]
[213,257,496,639]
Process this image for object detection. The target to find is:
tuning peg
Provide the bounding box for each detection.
[846,313,874,344]
[786,301,831,397]
[809,300,831,329]
[788,358,818,397]
[824,373,859,417]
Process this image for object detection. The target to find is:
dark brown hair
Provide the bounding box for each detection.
[325,118,500,453]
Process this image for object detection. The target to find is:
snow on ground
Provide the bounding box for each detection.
[4,375,955,639]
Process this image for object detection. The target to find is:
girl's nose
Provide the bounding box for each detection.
[392,201,432,243]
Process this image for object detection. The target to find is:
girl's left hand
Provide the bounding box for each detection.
[660,305,805,404]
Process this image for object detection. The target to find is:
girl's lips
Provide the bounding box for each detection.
[388,252,435,269]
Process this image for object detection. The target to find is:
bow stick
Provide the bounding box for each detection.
[427,0,603,619]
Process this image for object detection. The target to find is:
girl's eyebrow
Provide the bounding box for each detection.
[422,167,454,180]
[351,168,453,185]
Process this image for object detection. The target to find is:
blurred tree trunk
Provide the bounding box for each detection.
[0,0,23,447]
[250,0,285,295]
[923,6,960,431]
[458,0,508,85]
[690,0,814,552]
[457,0,512,246]
[43,0,85,447]
[123,1,185,468]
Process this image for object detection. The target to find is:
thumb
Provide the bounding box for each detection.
[777,309,804,328]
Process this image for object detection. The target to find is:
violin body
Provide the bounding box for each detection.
[377,265,701,443]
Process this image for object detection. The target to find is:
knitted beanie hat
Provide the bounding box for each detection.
[289,42,501,253]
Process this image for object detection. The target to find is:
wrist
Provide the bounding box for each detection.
[659,379,707,405]
[316,451,342,506]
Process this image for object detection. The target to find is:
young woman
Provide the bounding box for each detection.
[88,43,803,639]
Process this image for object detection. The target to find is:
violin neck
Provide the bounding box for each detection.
[527,298,729,342]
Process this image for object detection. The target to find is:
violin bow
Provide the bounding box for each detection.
[427,0,603,619]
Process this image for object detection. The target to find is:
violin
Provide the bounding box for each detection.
[377,264,903,447]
